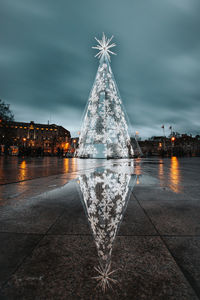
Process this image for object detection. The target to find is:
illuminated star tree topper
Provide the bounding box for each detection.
[92,32,116,61]
[76,33,134,159]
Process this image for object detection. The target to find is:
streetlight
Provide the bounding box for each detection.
[23,137,26,147]
[135,131,139,141]
[171,137,175,156]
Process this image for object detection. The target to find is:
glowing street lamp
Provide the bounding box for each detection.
[22,137,27,147]
[171,136,175,156]
[135,131,139,141]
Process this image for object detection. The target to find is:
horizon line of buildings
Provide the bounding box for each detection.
[0,118,199,157]
[0,119,79,156]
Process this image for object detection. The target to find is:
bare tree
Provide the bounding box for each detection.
[0,99,14,122]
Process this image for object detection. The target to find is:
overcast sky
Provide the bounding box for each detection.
[0,0,200,138]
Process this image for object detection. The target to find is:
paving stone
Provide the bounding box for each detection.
[1,235,198,299]
[0,233,42,288]
[163,237,200,298]
[47,198,91,235]
[139,200,200,235]
[134,186,193,201]
[118,195,157,236]
[0,204,63,234]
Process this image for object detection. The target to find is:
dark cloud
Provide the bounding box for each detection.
[0,0,200,137]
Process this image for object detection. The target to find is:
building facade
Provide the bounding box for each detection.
[0,120,71,155]
[138,134,200,157]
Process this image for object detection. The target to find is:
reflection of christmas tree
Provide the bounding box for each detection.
[78,168,136,290]
[77,33,134,158]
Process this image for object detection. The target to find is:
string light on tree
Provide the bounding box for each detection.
[78,167,136,290]
[76,33,134,158]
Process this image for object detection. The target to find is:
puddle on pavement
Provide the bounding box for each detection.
[0,157,187,295]
[66,158,182,291]
[37,160,139,291]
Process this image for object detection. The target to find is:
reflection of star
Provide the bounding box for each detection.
[92,33,116,61]
[93,263,118,292]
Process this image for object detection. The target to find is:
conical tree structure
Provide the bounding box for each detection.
[77,34,134,159]
[78,167,136,290]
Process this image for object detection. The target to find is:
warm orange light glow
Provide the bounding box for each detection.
[73,139,76,143]
[135,158,141,175]
[23,138,26,142]
[135,131,139,135]
[20,160,27,182]
[171,137,175,142]
[71,157,77,173]
[10,146,18,155]
[64,143,69,150]
[64,158,69,173]
[169,156,181,193]
[158,159,164,187]
[159,142,162,147]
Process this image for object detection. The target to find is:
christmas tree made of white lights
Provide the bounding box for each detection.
[77,33,134,159]
[78,167,136,291]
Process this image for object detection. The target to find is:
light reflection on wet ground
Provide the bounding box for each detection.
[77,166,136,291]
[0,157,110,185]
[169,156,181,193]
[0,156,187,193]
[0,157,200,299]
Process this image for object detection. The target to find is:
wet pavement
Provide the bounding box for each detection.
[0,157,200,299]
